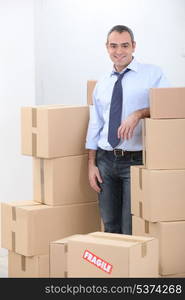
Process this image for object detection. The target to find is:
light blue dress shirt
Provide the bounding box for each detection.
[85,57,170,151]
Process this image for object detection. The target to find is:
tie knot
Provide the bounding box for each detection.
[114,72,120,77]
[114,68,130,81]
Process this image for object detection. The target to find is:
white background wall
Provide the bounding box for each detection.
[0,0,185,205]
[0,0,35,206]
[0,0,35,256]
[35,0,185,105]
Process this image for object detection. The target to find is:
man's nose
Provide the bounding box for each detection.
[115,46,124,53]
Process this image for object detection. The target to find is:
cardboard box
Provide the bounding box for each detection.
[21,105,89,158]
[132,215,185,275]
[1,200,101,256]
[150,87,185,119]
[33,154,97,206]
[66,232,158,278]
[143,118,185,169]
[131,165,185,221]
[50,232,158,278]
[8,251,49,278]
[87,80,97,105]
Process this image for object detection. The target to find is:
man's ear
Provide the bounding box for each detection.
[132,41,136,51]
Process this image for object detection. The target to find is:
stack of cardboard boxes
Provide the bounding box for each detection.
[131,87,185,277]
[2,83,185,278]
[1,104,101,277]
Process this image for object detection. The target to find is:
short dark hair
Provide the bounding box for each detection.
[107,25,135,43]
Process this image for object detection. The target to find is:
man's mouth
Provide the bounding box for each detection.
[114,55,126,60]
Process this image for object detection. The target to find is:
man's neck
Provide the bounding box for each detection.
[114,65,127,73]
[114,56,134,73]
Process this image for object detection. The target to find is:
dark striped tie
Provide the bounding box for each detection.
[108,68,130,148]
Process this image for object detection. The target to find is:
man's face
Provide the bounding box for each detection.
[106,31,136,72]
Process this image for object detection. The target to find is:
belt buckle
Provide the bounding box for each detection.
[113,149,124,157]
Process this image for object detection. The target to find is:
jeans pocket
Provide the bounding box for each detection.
[96,149,105,163]
[131,152,143,165]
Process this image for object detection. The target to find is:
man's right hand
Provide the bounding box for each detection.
[88,164,102,193]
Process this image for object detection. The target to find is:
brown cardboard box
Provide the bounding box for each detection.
[87,80,97,105]
[21,105,89,158]
[142,118,185,169]
[66,232,158,278]
[131,165,185,222]
[1,200,101,256]
[33,154,97,206]
[132,215,185,276]
[50,232,159,278]
[150,87,185,119]
[8,251,49,278]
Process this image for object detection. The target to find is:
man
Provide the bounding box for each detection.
[85,25,170,234]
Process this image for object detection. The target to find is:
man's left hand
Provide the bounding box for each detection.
[117,111,140,140]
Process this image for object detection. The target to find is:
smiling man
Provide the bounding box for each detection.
[85,25,170,235]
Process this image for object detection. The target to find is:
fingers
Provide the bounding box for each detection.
[118,111,139,140]
[118,116,138,140]
[89,167,103,193]
[96,172,103,184]
[90,177,101,193]
[91,181,101,193]
[118,124,133,140]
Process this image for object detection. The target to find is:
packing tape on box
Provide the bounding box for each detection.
[40,159,45,203]
[32,133,37,156]
[31,108,37,156]
[64,244,68,253]
[12,232,16,251]
[141,243,147,257]
[139,201,143,218]
[11,207,17,251]
[64,271,68,278]
[12,207,16,221]
[138,168,143,218]
[144,220,150,234]
[21,255,26,272]
[64,244,68,277]
[32,108,37,128]
[142,119,146,165]
[139,168,142,189]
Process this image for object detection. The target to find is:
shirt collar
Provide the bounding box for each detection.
[110,56,138,77]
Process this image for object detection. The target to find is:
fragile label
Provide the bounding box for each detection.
[83,249,113,274]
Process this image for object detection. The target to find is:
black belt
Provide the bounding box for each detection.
[98,148,142,158]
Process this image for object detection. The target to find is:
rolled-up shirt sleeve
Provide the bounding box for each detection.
[85,86,104,150]
[151,66,171,88]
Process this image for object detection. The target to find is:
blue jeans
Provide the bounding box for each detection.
[96,148,143,235]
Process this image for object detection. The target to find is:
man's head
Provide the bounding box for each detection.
[106,25,136,72]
